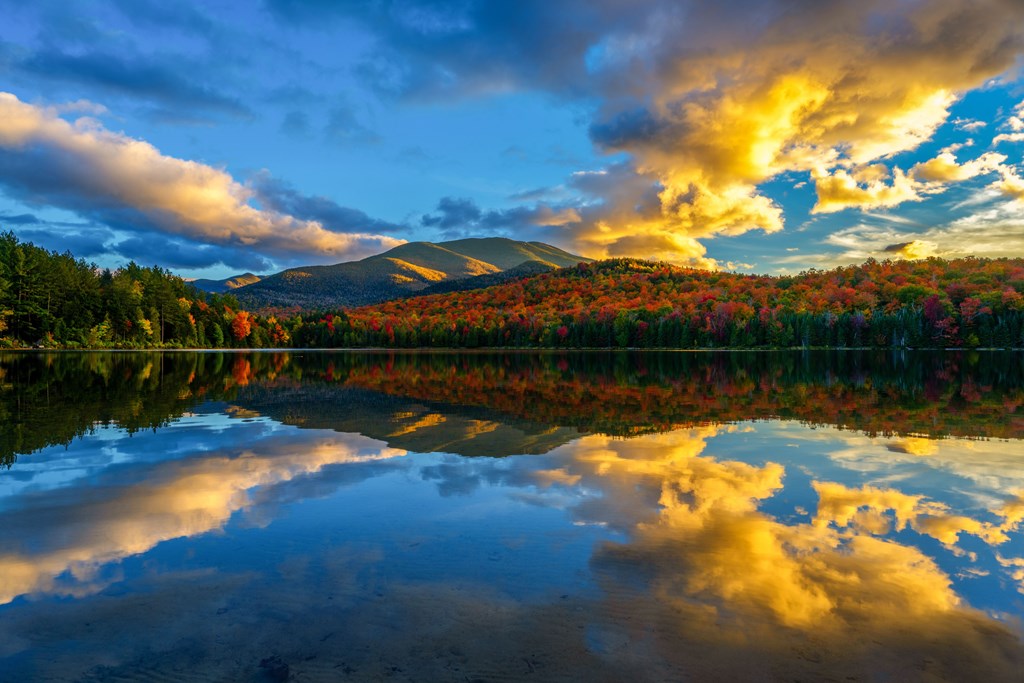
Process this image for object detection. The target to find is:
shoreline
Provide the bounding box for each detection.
[3,346,1023,353]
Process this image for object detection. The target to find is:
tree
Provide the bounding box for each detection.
[231,310,252,342]
[210,322,225,347]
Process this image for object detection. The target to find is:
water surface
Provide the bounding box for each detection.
[1,351,1023,681]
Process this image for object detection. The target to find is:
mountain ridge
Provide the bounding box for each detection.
[191,272,261,294]
[226,237,588,309]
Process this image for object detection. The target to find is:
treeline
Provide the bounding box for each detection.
[296,257,1024,349]
[0,232,288,348]
[5,230,1024,350]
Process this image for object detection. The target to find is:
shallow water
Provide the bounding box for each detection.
[1,350,1023,681]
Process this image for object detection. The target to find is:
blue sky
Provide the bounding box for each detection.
[1,0,1023,278]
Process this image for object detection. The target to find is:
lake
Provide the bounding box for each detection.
[1,350,1023,681]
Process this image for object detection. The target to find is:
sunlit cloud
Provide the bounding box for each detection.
[0,92,404,270]
[779,192,1024,268]
[0,431,406,605]
[559,1,1024,261]
[529,427,1024,676]
[954,118,987,132]
[813,167,923,213]
[813,481,1024,546]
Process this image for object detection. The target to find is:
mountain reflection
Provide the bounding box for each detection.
[3,349,1023,466]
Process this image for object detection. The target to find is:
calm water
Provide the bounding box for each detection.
[1,350,1023,682]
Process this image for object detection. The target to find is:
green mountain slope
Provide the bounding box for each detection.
[191,272,261,294]
[437,237,586,270]
[234,237,589,309]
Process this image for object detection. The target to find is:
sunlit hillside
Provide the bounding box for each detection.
[298,257,1024,349]
[232,237,588,309]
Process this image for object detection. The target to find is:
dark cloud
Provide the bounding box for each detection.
[113,234,274,272]
[420,196,581,240]
[306,0,645,101]
[588,107,668,154]
[324,105,381,145]
[11,226,116,259]
[0,213,43,225]
[420,197,482,230]
[280,110,311,138]
[249,172,402,235]
[108,0,217,36]
[508,186,562,202]
[19,51,251,118]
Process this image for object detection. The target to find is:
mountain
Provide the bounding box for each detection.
[191,272,261,294]
[233,237,588,309]
[412,259,556,298]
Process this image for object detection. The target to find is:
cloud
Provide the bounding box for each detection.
[813,167,923,213]
[280,110,311,138]
[538,429,1024,676]
[421,197,482,230]
[313,0,1024,263]
[12,225,118,259]
[420,195,581,240]
[815,202,1024,266]
[882,240,937,260]
[0,430,406,606]
[910,151,1007,183]
[813,481,1023,546]
[113,234,275,272]
[954,118,987,132]
[993,133,1024,145]
[994,168,1024,200]
[0,93,405,271]
[19,51,250,118]
[812,150,1008,213]
[0,212,44,225]
[324,104,381,145]
[248,171,403,234]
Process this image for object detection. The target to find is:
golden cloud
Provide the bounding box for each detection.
[882,240,938,259]
[0,432,405,606]
[887,436,940,456]
[812,167,922,213]
[0,92,404,263]
[993,168,1024,200]
[550,429,1024,677]
[566,1,1024,261]
[910,151,1007,183]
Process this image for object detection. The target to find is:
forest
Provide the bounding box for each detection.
[298,257,1024,349]
[3,231,1024,349]
[0,232,288,349]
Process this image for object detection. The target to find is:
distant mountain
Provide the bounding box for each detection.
[233,237,588,309]
[192,272,261,294]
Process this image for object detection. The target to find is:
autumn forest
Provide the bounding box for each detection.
[3,231,1024,350]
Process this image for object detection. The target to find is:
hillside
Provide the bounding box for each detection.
[191,272,261,293]
[291,257,1024,349]
[234,237,587,309]
[412,260,555,298]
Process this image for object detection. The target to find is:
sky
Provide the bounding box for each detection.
[1,0,1024,279]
